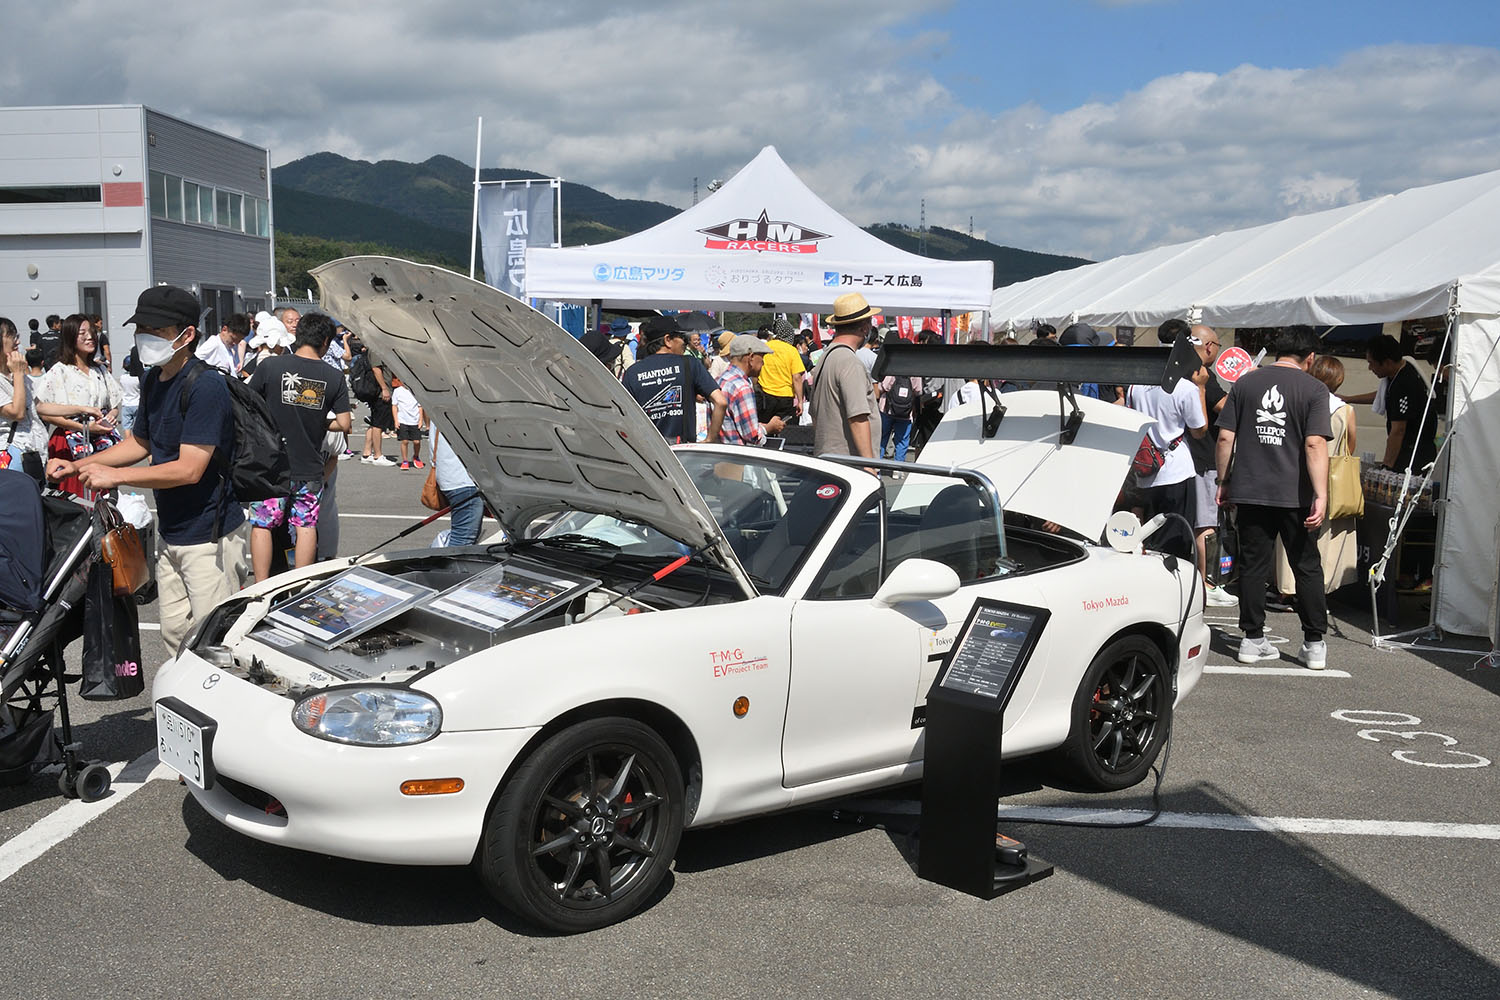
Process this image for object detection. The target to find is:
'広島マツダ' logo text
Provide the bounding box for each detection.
[698,210,830,253]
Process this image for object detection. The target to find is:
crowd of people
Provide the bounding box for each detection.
[0,282,1441,671]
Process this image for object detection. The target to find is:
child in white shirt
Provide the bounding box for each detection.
[390,377,426,470]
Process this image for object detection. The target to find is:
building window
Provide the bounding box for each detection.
[0,185,104,204]
[149,171,167,218]
[165,175,184,222]
[150,174,265,236]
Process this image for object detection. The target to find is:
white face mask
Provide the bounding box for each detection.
[134,332,179,368]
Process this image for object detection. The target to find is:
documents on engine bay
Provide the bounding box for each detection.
[426,561,598,633]
[265,567,436,649]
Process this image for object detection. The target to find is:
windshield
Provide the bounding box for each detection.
[540,451,849,594]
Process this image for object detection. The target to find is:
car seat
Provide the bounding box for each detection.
[744,478,839,591]
[919,484,998,583]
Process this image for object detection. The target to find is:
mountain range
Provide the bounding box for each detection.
[270,152,1090,298]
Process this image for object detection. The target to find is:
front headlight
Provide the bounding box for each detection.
[291,687,442,746]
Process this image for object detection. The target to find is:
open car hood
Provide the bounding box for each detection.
[915,390,1153,541]
[312,256,755,597]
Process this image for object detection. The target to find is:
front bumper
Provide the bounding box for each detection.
[153,652,539,866]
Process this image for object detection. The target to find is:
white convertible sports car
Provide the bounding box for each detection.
[152,258,1208,932]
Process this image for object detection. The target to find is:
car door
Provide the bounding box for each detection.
[888,477,1052,739]
[782,496,930,787]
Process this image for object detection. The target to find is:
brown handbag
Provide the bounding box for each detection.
[97,500,149,596]
[421,428,445,511]
[421,464,444,511]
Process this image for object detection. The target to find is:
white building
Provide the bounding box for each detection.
[0,105,273,369]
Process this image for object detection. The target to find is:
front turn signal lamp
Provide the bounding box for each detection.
[401,778,465,796]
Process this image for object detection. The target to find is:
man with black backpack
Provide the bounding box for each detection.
[49,286,248,653]
[246,313,351,581]
[349,336,395,465]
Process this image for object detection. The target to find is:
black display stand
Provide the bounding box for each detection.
[918,598,1054,899]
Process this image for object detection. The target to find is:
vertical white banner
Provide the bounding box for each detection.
[477,180,558,300]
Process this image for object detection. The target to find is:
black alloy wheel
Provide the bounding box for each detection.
[1060,636,1172,791]
[479,718,684,933]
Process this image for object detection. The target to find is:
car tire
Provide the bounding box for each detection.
[478,717,684,933]
[1059,635,1172,791]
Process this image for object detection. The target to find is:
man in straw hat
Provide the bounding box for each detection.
[809,292,878,459]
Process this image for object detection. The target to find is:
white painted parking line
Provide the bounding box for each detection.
[139,622,160,631]
[847,800,1500,840]
[0,750,174,883]
[1205,664,1353,677]
[994,807,1500,839]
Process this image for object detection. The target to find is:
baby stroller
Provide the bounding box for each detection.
[0,469,116,801]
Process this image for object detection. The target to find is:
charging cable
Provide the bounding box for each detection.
[1004,512,1198,830]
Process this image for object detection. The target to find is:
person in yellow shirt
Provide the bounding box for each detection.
[753,321,805,430]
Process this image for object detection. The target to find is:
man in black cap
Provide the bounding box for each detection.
[620,315,726,444]
[30,315,62,371]
[47,285,247,652]
[1059,321,1124,403]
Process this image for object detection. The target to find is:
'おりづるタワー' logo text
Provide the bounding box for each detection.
[698,210,829,254]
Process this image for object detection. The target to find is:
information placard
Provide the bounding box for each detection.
[920,597,1054,899]
[937,600,1049,706]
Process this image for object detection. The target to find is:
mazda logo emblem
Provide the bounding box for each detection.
[202,673,220,689]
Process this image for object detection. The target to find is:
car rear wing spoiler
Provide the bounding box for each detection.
[871,338,1203,445]
[871,339,1201,392]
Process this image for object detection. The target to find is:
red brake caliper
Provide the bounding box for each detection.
[618,791,635,833]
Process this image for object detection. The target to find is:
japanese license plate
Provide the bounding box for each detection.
[155,697,217,790]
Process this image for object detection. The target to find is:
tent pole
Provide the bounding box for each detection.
[1426,286,1460,634]
[469,116,482,281]
[1369,287,1466,649]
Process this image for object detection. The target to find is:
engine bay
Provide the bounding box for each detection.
[188,548,717,696]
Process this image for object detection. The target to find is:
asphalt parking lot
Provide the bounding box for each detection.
[2,456,1497,1000]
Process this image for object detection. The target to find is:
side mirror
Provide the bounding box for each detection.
[871,558,961,609]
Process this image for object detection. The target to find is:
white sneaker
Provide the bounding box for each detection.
[369,456,396,467]
[1300,640,1328,671]
[1205,584,1239,607]
[1237,636,1280,664]
[337,451,353,461]
[360,455,374,464]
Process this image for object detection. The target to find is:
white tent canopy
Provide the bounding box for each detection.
[991,168,1500,331]
[991,167,1500,639]
[525,146,993,315]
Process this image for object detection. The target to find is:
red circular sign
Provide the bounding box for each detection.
[816,484,840,500]
[1214,347,1255,384]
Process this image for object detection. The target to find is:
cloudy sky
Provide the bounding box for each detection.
[7,0,1499,260]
